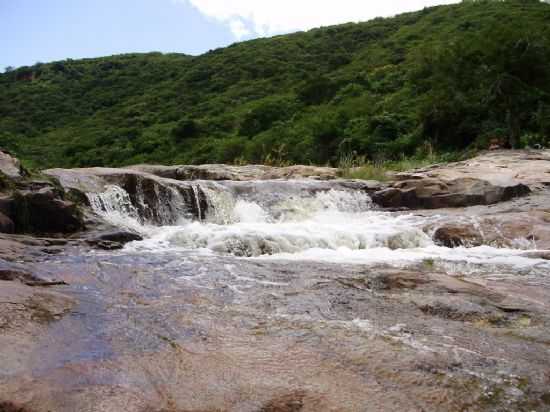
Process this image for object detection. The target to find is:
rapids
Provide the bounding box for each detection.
[87,181,550,274]
[4,172,550,410]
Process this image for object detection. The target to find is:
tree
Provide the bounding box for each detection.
[297,77,339,105]
[171,118,198,141]
[238,96,298,137]
[413,24,550,149]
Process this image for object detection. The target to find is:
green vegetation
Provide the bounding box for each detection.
[1,0,549,169]
[337,144,465,180]
[339,158,439,181]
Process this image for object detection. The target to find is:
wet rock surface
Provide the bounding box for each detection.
[1,252,550,411]
[84,230,143,250]
[2,149,550,411]
[44,166,381,226]
[0,211,15,234]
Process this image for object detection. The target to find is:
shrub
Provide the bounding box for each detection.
[171,118,198,141]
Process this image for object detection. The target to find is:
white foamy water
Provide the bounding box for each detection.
[87,184,550,272]
[87,185,147,233]
[134,210,432,257]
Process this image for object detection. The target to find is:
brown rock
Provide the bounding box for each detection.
[0,401,33,412]
[0,211,14,234]
[372,177,530,209]
[0,236,26,261]
[429,210,550,249]
[85,230,142,250]
[0,150,23,179]
[433,225,483,248]
[126,163,339,181]
[12,188,83,234]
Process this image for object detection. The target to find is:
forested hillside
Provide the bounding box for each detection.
[1,0,550,168]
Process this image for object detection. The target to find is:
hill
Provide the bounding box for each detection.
[1,0,550,168]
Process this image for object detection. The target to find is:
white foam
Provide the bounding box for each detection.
[88,184,550,273]
[87,185,148,234]
[258,245,550,272]
[133,209,432,257]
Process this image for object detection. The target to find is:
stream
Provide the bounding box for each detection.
[3,179,550,411]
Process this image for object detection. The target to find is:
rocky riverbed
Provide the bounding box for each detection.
[1,149,550,411]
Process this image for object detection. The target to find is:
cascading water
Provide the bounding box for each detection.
[87,185,145,232]
[87,180,550,274]
[86,179,212,231]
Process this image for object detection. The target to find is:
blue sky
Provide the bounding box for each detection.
[1,0,459,70]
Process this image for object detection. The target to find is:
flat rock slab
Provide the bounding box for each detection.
[126,163,340,181]
[371,150,550,209]
[373,177,530,209]
[1,253,550,411]
[397,149,550,189]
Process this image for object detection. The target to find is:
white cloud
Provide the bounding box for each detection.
[229,19,252,39]
[186,0,460,39]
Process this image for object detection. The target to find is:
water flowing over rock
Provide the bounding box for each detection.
[44,166,380,230]
[429,209,550,250]
[45,167,209,226]
[3,151,550,411]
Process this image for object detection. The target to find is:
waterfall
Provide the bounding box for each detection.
[191,185,204,221]
[86,180,378,239]
[87,180,211,228]
[87,185,145,232]
[87,179,549,274]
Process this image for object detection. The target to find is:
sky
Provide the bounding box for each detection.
[1,0,460,70]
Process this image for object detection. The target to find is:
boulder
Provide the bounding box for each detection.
[12,188,83,234]
[92,230,143,243]
[0,150,23,179]
[433,225,483,248]
[372,177,530,209]
[430,210,550,249]
[85,230,143,250]
[395,150,550,189]
[0,211,14,234]
[371,149,550,210]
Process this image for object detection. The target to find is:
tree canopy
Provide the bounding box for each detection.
[1,0,549,168]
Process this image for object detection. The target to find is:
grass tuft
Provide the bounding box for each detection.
[338,151,466,181]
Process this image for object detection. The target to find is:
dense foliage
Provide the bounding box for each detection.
[1,0,549,168]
